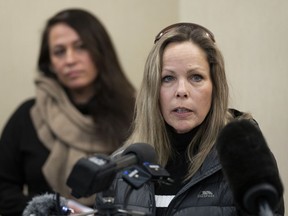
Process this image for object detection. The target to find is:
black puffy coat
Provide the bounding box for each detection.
[97,147,284,216]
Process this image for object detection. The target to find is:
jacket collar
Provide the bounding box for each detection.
[176,146,222,196]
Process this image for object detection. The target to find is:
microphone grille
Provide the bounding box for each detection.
[123,143,156,164]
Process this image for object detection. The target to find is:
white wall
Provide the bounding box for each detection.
[179,0,288,211]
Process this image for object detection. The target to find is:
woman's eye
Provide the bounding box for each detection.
[191,74,203,82]
[162,75,174,83]
[75,42,86,51]
[52,48,65,57]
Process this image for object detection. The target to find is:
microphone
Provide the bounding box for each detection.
[67,143,156,198]
[22,193,72,216]
[216,119,283,215]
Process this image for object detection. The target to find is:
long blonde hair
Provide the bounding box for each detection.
[125,24,250,179]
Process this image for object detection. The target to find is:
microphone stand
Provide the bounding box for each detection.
[243,183,279,216]
[70,197,146,216]
[258,200,273,216]
[93,191,147,216]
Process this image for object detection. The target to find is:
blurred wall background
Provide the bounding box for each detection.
[0,0,287,211]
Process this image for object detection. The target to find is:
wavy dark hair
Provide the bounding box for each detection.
[38,9,135,149]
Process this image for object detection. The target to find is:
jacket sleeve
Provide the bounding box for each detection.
[0,101,34,216]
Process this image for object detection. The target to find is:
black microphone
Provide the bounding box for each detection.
[216,119,283,216]
[67,143,156,198]
[22,193,72,216]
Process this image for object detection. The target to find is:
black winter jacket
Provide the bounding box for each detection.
[97,146,284,216]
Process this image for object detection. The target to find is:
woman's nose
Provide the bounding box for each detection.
[65,49,77,64]
[176,80,189,98]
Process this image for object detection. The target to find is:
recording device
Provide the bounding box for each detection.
[122,162,172,189]
[22,193,72,216]
[216,119,283,216]
[67,143,157,198]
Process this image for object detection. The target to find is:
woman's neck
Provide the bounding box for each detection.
[166,124,199,152]
[68,88,95,105]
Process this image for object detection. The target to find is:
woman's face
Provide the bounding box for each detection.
[159,41,212,134]
[48,23,98,96]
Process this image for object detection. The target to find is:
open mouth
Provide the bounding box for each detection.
[173,107,192,113]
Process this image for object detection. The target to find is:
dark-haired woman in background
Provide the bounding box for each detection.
[0,8,135,215]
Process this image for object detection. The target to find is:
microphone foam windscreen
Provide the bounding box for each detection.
[216,119,283,212]
[22,193,67,216]
[122,143,156,164]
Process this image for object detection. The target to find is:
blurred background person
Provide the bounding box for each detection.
[0,8,135,215]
